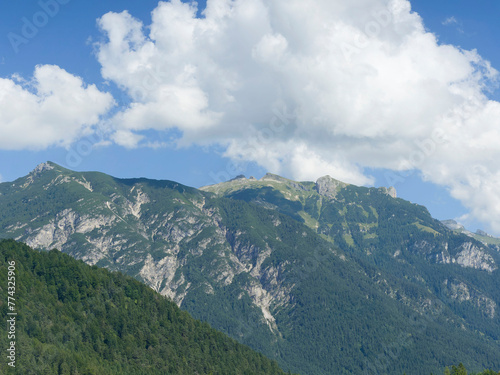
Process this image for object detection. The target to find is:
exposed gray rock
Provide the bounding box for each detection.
[443,279,497,318]
[315,175,347,199]
[21,162,55,189]
[127,187,150,219]
[476,229,494,238]
[411,240,496,272]
[456,242,496,272]
[441,219,464,231]
[31,162,54,176]
[379,186,397,198]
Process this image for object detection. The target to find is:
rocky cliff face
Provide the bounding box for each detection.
[23,208,117,264]
[456,242,497,272]
[443,279,497,319]
[410,240,496,272]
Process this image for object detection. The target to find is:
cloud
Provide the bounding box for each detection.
[0,65,114,150]
[442,16,458,26]
[95,0,500,233]
[442,16,464,33]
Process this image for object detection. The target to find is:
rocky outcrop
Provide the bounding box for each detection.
[32,161,55,176]
[139,253,189,304]
[243,280,278,331]
[23,208,117,264]
[476,229,494,238]
[379,186,397,198]
[315,175,347,199]
[443,279,497,318]
[20,162,55,189]
[411,240,496,272]
[127,187,150,219]
[456,242,497,272]
[441,219,465,231]
[260,173,291,184]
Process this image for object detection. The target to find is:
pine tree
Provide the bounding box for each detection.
[451,363,467,375]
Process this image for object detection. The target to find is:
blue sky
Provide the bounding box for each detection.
[0,0,499,234]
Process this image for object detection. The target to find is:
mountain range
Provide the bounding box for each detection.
[1,162,500,374]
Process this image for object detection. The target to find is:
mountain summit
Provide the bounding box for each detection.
[202,172,397,200]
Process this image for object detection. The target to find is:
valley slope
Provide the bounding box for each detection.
[0,239,289,374]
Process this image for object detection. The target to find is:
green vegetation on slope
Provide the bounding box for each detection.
[441,363,499,375]
[200,198,500,375]
[202,176,500,374]
[0,240,289,375]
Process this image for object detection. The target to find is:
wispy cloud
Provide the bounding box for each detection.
[442,16,458,26]
[442,16,464,33]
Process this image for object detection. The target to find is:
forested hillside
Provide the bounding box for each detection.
[440,363,498,374]
[0,240,289,375]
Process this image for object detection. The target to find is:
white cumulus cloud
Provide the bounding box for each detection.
[0,65,114,150]
[95,0,500,233]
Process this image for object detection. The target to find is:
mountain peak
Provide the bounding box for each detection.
[379,186,397,198]
[315,175,348,199]
[441,219,465,231]
[476,229,494,238]
[229,174,247,182]
[259,173,310,191]
[260,173,290,183]
[30,161,55,176]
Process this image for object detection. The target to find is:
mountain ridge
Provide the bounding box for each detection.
[1,162,500,374]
